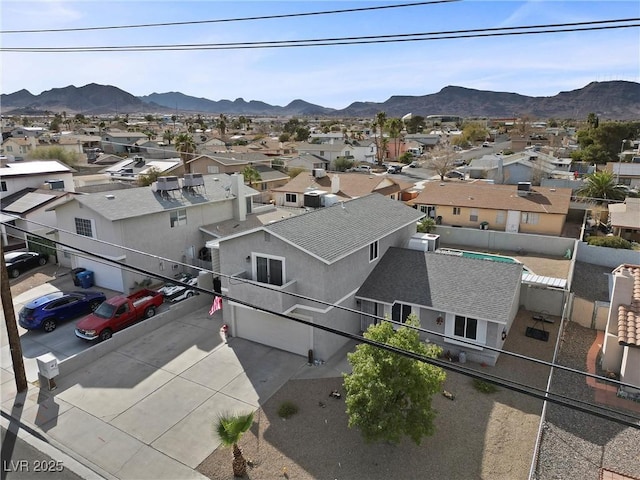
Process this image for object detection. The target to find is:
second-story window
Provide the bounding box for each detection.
[170,209,187,227]
[74,218,95,238]
[255,255,284,286]
[369,241,379,262]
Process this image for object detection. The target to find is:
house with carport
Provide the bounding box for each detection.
[409,181,571,236]
[355,244,523,366]
[217,194,425,361]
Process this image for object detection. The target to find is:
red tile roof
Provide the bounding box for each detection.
[616,265,640,348]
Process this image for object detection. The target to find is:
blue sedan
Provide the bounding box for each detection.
[18,291,106,333]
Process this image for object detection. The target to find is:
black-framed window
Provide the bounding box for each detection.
[256,256,283,286]
[392,303,412,323]
[369,241,379,261]
[74,218,94,237]
[454,315,477,340]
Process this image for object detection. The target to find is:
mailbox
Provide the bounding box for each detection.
[36,353,59,379]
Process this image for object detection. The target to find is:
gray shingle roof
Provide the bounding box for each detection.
[356,247,522,322]
[264,194,424,264]
[67,174,257,221]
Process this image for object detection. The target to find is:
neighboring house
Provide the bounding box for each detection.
[467,151,572,184]
[0,160,75,200]
[295,142,352,166]
[605,162,640,189]
[511,134,552,151]
[56,134,102,155]
[308,132,344,143]
[9,126,46,138]
[101,156,182,182]
[275,153,329,172]
[355,244,522,366]
[101,130,148,154]
[403,134,441,150]
[0,187,76,248]
[245,138,298,156]
[601,264,640,397]
[270,170,413,207]
[53,173,258,292]
[249,165,291,204]
[1,136,38,161]
[608,197,640,242]
[347,139,377,164]
[410,182,572,236]
[217,193,425,361]
[132,139,179,159]
[187,153,272,175]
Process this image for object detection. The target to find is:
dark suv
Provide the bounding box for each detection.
[19,291,106,333]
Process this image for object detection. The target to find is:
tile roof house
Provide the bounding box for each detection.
[217,194,425,361]
[409,181,572,236]
[608,197,640,242]
[355,245,523,366]
[52,174,258,293]
[601,264,640,396]
[270,170,413,207]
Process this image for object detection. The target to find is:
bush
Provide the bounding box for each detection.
[277,401,299,419]
[472,379,499,394]
[587,236,633,249]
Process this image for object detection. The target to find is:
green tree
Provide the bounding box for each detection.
[294,126,310,142]
[386,118,403,160]
[174,133,196,173]
[574,121,640,164]
[417,217,436,233]
[241,165,261,187]
[162,130,174,145]
[278,132,291,142]
[404,115,425,134]
[461,122,488,144]
[344,315,445,445]
[334,157,354,172]
[214,412,254,478]
[145,114,155,122]
[576,171,626,201]
[27,146,79,167]
[137,167,162,187]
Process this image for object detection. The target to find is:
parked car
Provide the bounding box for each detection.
[387,165,403,174]
[409,161,419,168]
[158,274,199,303]
[349,165,372,173]
[18,291,107,333]
[75,288,164,341]
[4,251,49,279]
[445,170,465,179]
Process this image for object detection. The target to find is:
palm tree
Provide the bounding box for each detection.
[374,111,388,165]
[577,170,626,201]
[241,165,261,187]
[386,118,403,160]
[215,412,254,478]
[174,133,196,173]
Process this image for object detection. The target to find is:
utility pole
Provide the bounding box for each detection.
[0,243,27,393]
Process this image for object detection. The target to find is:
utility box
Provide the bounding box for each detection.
[36,353,59,379]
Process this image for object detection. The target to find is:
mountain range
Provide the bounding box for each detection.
[2,81,639,120]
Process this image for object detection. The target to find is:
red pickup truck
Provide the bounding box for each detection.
[75,289,164,342]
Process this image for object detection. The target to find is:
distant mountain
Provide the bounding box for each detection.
[2,81,639,119]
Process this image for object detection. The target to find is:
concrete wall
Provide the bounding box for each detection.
[520,285,566,316]
[56,294,210,378]
[576,242,640,268]
[434,225,576,257]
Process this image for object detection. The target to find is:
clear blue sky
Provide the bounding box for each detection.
[2,1,639,109]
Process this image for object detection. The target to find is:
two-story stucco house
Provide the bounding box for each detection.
[355,243,522,366]
[53,173,258,292]
[217,194,425,361]
[410,182,572,236]
[0,160,75,200]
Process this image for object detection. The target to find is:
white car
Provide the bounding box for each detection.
[158,275,199,303]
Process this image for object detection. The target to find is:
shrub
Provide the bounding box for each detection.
[277,401,299,419]
[587,236,633,249]
[472,379,499,394]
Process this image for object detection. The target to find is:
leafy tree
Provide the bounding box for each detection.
[144,114,155,122]
[288,167,305,178]
[174,133,196,173]
[461,122,488,144]
[334,157,354,172]
[417,217,436,233]
[344,315,445,445]
[398,152,413,165]
[137,167,162,187]
[215,412,254,478]
[241,165,261,187]
[294,126,310,142]
[586,112,599,129]
[404,115,425,134]
[162,130,174,145]
[576,171,626,201]
[278,132,291,142]
[587,236,633,249]
[27,146,79,167]
[574,121,640,164]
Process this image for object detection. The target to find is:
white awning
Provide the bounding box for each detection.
[522,273,567,290]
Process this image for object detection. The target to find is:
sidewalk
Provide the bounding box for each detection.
[1,303,329,479]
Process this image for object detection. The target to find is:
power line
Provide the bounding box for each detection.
[5,225,639,428]
[0,1,459,34]
[3,19,638,53]
[5,215,639,394]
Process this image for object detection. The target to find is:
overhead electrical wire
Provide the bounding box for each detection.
[3,224,639,429]
[0,1,459,34]
[5,216,640,395]
[3,19,638,53]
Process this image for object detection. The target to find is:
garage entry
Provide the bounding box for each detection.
[233,305,311,356]
[75,256,125,293]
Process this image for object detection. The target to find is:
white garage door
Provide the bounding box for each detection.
[77,257,125,293]
[234,306,310,356]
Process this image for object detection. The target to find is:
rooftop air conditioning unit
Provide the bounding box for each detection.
[312,168,326,178]
[183,173,204,187]
[517,182,532,196]
[407,233,440,252]
[157,176,180,192]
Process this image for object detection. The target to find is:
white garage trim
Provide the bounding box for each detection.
[67,250,126,292]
